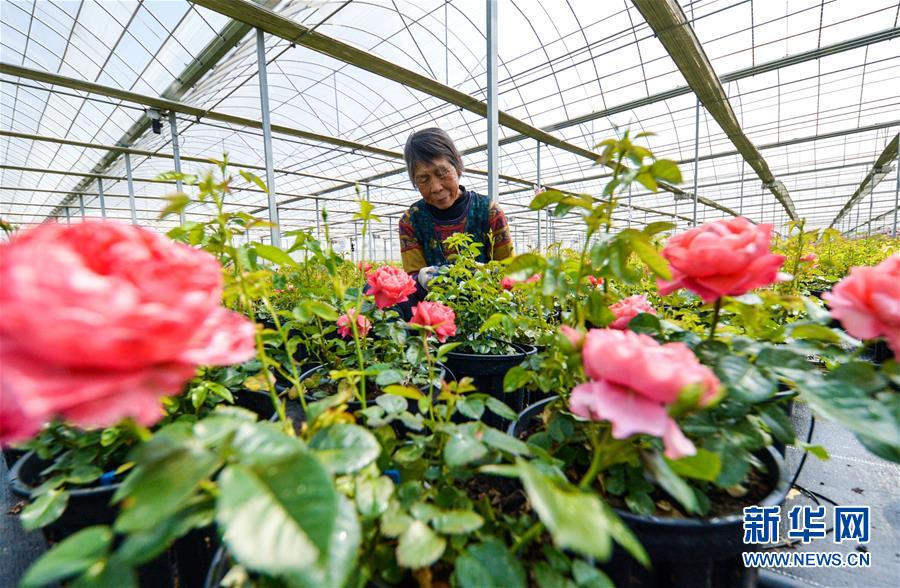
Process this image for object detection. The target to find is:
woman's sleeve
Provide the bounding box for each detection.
[399,211,427,273]
[488,202,514,261]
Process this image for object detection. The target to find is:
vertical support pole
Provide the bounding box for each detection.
[315,198,321,241]
[169,111,186,225]
[536,139,542,251]
[97,179,107,218]
[738,161,745,217]
[445,0,449,85]
[64,206,70,224]
[894,137,899,237]
[124,152,137,224]
[256,28,282,248]
[627,184,632,228]
[867,189,874,238]
[383,235,388,262]
[78,194,85,217]
[691,97,700,227]
[486,0,499,204]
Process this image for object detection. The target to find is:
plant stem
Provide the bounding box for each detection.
[708,297,723,341]
[421,330,437,426]
[511,521,544,555]
[262,297,307,414]
[578,427,604,490]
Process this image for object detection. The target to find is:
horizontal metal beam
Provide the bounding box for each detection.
[0,129,413,192]
[191,0,603,165]
[0,62,403,161]
[632,0,797,222]
[829,133,898,228]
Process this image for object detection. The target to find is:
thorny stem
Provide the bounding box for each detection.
[421,330,438,426]
[262,297,307,415]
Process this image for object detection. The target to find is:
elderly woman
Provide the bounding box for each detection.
[398,128,513,291]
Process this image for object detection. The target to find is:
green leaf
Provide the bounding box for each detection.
[482,427,530,456]
[642,221,675,237]
[310,424,381,474]
[383,385,424,400]
[798,443,829,461]
[529,189,567,210]
[453,538,526,588]
[375,369,405,387]
[306,300,340,322]
[71,556,138,588]
[289,495,361,588]
[444,426,489,467]
[457,397,485,420]
[254,242,298,267]
[114,443,220,533]
[665,449,721,482]
[240,170,268,193]
[517,459,612,560]
[355,476,394,519]
[533,562,571,588]
[216,453,341,582]
[650,159,682,184]
[21,526,112,588]
[20,488,69,530]
[622,230,671,281]
[158,193,190,219]
[790,324,841,343]
[479,312,507,334]
[644,452,699,515]
[599,502,649,567]
[572,559,613,588]
[758,404,795,445]
[376,394,407,414]
[486,397,519,421]
[396,520,446,569]
[715,355,776,402]
[506,253,547,280]
[503,365,532,392]
[430,510,484,534]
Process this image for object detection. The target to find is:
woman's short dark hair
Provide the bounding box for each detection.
[404,128,464,184]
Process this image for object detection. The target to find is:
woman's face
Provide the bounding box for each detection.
[413,157,461,210]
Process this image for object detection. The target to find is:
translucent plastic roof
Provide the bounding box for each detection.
[1,0,898,256]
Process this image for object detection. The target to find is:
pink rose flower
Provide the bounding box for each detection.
[358,261,373,274]
[608,294,656,330]
[569,380,695,460]
[581,329,720,406]
[800,253,817,264]
[409,301,457,343]
[823,255,900,355]
[657,217,786,302]
[366,265,417,309]
[570,329,722,459]
[0,221,257,445]
[501,274,541,290]
[587,275,603,288]
[559,325,584,348]
[336,309,372,339]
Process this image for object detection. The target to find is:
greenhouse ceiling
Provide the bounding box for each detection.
[1,0,898,255]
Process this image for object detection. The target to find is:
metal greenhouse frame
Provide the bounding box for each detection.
[1,0,898,259]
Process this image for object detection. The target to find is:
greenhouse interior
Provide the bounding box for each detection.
[0,0,898,587]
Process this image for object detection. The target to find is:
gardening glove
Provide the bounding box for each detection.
[416,265,443,290]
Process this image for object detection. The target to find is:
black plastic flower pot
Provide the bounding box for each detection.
[9,451,177,586]
[444,342,537,428]
[607,447,789,588]
[509,399,791,588]
[232,389,280,421]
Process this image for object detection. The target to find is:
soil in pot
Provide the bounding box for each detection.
[509,398,791,588]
